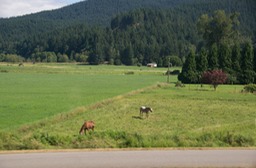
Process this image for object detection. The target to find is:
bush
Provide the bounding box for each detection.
[175,81,185,87]
[0,131,23,150]
[57,53,69,62]
[166,55,183,67]
[21,138,43,150]
[33,132,71,146]
[221,132,254,147]
[107,131,144,148]
[165,70,180,75]
[0,54,24,63]
[124,71,135,75]
[0,69,8,73]
[243,84,256,93]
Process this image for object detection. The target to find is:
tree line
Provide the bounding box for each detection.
[178,42,256,84]
[178,10,256,84]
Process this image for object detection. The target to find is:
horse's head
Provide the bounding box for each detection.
[150,108,153,112]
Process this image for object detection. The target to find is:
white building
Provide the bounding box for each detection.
[147,63,157,68]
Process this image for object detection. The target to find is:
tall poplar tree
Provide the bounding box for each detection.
[197,10,240,47]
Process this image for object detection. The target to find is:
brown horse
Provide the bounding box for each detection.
[79,121,95,135]
[140,106,153,118]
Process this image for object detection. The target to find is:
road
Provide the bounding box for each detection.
[1,149,256,168]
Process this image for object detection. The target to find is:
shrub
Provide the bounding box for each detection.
[0,54,24,63]
[21,138,43,150]
[57,53,69,62]
[124,71,135,75]
[0,131,23,150]
[106,131,145,148]
[243,84,256,93]
[221,132,254,147]
[169,56,183,66]
[34,132,71,146]
[175,81,185,87]
[165,70,180,75]
[0,69,8,73]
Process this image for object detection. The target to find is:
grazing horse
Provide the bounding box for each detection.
[79,121,95,135]
[140,106,153,118]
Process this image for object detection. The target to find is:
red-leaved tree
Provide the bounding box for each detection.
[201,69,227,90]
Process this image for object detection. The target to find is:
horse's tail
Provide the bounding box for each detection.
[79,123,85,134]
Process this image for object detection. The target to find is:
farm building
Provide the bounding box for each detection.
[147,63,157,68]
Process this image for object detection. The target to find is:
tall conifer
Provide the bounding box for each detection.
[197,47,208,73]
[178,49,198,83]
[240,42,255,83]
[208,43,219,70]
[219,43,232,72]
[232,43,242,73]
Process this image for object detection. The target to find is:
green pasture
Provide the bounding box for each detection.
[34,84,256,148]
[0,63,256,150]
[0,63,169,75]
[0,63,171,130]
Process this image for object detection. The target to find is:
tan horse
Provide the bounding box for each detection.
[79,121,95,135]
[140,106,153,118]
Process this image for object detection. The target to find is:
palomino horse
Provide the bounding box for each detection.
[140,106,153,118]
[79,121,95,135]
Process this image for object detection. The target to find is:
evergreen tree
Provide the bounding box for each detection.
[241,42,254,71]
[254,45,256,73]
[232,43,242,73]
[208,43,219,70]
[219,43,232,73]
[197,48,208,73]
[121,44,134,65]
[240,42,255,84]
[178,49,198,83]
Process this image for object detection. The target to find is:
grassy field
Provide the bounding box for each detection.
[0,63,171,130]
[0,63,256,150]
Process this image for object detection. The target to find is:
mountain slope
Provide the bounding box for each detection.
[0,0,255,59]
[0,0,255,42]
[25,0,189,25]
[0,0,190,43]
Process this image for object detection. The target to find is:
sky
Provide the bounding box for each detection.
[0,0,82,18]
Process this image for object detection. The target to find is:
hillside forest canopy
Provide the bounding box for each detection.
[0,0,255,84]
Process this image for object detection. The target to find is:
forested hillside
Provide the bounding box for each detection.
[0,0,191,44]
[0,0,255,68]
